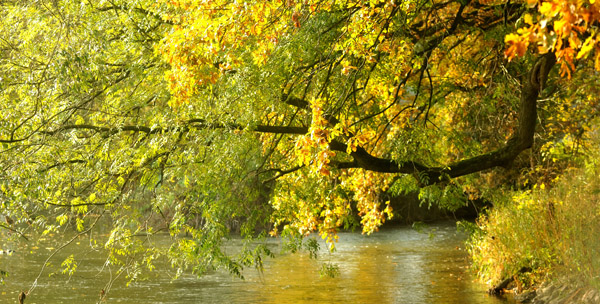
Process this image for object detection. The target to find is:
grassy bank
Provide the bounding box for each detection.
[467,155,600,292]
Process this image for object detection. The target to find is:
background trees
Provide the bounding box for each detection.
[1,0,599,285]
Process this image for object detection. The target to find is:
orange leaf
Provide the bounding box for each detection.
[504,34,529,60]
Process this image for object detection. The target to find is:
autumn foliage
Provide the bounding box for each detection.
[505,0,600,77]
[1,0,600,287]
[154,0,600,243]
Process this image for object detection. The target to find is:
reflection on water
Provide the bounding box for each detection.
[0,222,513,303]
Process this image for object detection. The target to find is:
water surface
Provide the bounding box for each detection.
[1,222,513,303]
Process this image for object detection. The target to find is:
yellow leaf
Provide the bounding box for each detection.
[524,14,533,26]
[577,36,596,59]
[540,2,560,17]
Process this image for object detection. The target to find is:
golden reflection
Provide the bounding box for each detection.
[250,252,344,304]
[348,245,398,303]
[1,226,506,303]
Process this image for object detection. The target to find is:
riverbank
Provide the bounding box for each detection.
[526,280,600,304]
[506,278,600,303]
[468,157,600,303]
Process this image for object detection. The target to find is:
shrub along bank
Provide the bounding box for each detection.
[467,151,600,301]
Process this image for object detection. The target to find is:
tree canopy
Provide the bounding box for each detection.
[1,0,600,285]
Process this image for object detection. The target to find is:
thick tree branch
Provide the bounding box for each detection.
[329,140,430,173]
[328,53,556,184]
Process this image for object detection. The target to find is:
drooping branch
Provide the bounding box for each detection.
[39,159,86,173]
[261,165,305,184]
[34,120,308,138]
[413,0,471,56]
[1,119,308,146]
[16,52,555,188]
[95,4,173,25]
[0,222,29,241]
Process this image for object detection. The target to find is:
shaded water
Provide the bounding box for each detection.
[1,223,513,303]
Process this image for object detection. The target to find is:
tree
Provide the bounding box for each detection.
[1,0,599,288]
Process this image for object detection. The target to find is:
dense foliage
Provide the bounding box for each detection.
[1,0,599,295]
[468,131,600,291]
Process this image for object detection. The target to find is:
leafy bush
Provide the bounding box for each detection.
[469,145,600,290]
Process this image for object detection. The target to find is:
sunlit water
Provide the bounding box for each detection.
[1,222,513,303]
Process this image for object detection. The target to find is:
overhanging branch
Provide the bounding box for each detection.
[327,53,556,184]
[34,120,308,138]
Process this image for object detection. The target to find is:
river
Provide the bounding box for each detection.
[1,222,513,303]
